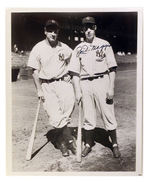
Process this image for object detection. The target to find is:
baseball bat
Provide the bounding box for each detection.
[76,101,82,162]
[26,98,41,161]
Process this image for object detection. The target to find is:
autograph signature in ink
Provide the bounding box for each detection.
[76,44,111,57]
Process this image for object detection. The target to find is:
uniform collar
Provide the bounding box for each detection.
[85,36,96,44]
[45,38,62,47]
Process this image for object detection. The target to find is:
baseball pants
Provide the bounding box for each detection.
[42,81,75,128]
[80,74,117,131]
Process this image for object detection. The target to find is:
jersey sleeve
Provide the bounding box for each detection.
[27,44,41,70]
[105,43,117,69]
[65,45,73,60]
[59,43,72,61]
[68,46,81,75]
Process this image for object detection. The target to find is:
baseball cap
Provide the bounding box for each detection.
[82,16,96,24]
[45,19,60,32]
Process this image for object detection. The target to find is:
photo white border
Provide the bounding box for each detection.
[6,7,143,176]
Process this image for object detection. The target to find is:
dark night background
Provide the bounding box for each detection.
[11,12,137,53]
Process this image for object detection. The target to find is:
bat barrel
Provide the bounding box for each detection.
[26,98,41,161]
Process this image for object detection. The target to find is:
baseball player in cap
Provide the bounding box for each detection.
[28,19,76,157]
[69,16,121,158]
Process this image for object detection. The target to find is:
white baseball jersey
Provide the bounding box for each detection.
[27,39,75,128]
[28,39,72,79]
[69,36,118,130]
[69,37,117,78]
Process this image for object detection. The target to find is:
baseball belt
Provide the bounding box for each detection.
[81,71,109,81]
[40,75,66,84]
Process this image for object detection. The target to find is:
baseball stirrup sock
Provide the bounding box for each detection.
[108,129,118,145]
[85,129,94,147]
[62,125,72,141]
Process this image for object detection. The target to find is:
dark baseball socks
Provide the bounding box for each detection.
[59,125,76,155]
[82,129,94,157]
[107,129,118,146]
[108,129,121,158]
[84,129,95,147]
[62,125,73,142]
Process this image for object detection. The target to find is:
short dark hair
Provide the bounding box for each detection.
[44,19,60,31]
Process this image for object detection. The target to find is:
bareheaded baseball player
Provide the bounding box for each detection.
[28,19,76,157]
[69,16,121,158]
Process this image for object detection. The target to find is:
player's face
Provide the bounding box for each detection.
[45,26,59,42]
[83,24,96,41]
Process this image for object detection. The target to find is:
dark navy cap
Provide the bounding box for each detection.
[82,16,96,24]
[45,19,60,30]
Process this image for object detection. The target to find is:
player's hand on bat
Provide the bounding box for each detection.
[106,89,114,100]
[63,74,71,82]
[37,89,45,102]
[106,89,114,104]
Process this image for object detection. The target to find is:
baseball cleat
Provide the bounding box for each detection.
[68,139,76,155]
[112,145,121,158]
[82,146,92,157]
[60,142,69,157]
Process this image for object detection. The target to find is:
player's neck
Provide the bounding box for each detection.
[46,38,58,47]
[86,36,95,43]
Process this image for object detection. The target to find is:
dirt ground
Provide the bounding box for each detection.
[11,61,136,174]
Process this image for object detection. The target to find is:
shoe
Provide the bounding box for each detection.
[82,146,92,157]
[68,139,76,155]
[112,145,121,158]
[59,142,69,157]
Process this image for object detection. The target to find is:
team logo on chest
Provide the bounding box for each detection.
[59,53,65,61]
[96,49,105,58]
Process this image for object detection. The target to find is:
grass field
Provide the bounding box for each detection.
[10,55,137,173]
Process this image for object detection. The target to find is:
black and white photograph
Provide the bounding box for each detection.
[6,8,143,175]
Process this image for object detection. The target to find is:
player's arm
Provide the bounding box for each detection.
[63,46,73,82]
[68,46,82,103]
[107,67,117,100]
[32,69,45,101]
[27,44,44,101]
[69,71,82,104]
[105,43,117,100]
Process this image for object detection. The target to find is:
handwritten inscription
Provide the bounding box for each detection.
[76,44,111,57]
